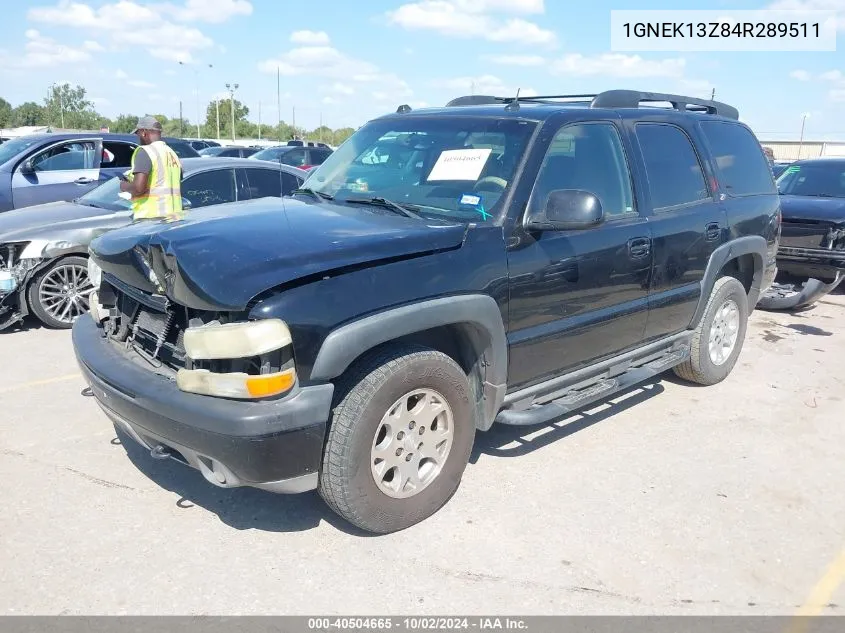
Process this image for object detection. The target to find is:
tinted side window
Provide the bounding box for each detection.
[282,171,301,194]
[530,122,635,217]
[280,149,307,167]
[182,169,236,208]
[102,141,136,168]
[636,123,709,209]
[244,168,282,198]
[31,141,96,172]
[700,121,776,196]
[309,149,331,165]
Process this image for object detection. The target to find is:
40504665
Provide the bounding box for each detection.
[308,618,394,630]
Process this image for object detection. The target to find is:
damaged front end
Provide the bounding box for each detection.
[0,242,45,330]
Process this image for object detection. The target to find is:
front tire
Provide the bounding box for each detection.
[673,276,749,386]
[27,256,93,329]
[319,344,476,534]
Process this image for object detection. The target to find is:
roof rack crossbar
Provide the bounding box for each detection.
[444,89,739,120]
[589,90,739,120]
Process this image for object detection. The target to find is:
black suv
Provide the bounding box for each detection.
[74,90,780,534]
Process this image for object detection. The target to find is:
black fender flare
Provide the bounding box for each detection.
[309,294,508,431]
[690,236,768,328]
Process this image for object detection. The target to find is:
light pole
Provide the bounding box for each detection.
[179,61,213,139]
[51,83,65,128]
[798,112,810,160]
[225,83,239,142]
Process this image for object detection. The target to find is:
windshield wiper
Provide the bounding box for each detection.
[292,187,333,200]
[345,196,423,219]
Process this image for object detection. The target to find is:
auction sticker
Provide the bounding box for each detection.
[427,148,492,181]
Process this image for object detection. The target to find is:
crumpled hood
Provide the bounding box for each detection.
[90,196,467,311]
[0,200,123,244]
[780,195,845,225]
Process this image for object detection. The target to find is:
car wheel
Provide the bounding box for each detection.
[673,276,749,386]
[27,256,93,329]
[319,344,476,534]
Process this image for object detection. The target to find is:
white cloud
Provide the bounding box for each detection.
[128,79,156,88]
[482,54,545,66]
[83,40,105,52]
[290,30,331,45]
[790,69,812,81]
[161,0,253,23]
[0,29,92,69]
[115,69,129,79]
[829,88,845,101]
[820,69,844,83]
[164,69,177,76]
[551,53,685,78]
[258,45,413,98]
[432,74,537,99]
[766,0,845,30]
[327,82,355,95]
[386,0,556,46]
[28,1,215,63]
[322,96,337,104]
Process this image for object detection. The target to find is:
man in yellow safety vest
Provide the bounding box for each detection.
[120,115,184,222]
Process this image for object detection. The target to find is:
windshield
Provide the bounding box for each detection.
[77,176,131,211]
[301,116,537,223]
[0,136,44,166]
[776,162,845,198]
[199,146,225,156]
[251,147,286,161]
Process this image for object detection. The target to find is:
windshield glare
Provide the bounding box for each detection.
[0,136,44,166]
[252,147,285,161]
[777,163,845,198]
[78,176,131,211]
[302,116,537,222]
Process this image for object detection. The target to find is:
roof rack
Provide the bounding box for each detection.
[444,89,739,120]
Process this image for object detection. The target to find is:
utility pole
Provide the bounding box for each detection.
[215,98,220,140]
[292,106,296,139]
[225,82,239,142]
[319,111,323,142]
[710,88,715,100]
[258,101,262,140]
[277,66,282,143]
[179,101,183,136]
[798,112,809,160]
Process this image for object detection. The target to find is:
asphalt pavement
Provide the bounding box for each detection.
[1,294,843,615]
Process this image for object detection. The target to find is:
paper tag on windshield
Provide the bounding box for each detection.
[427,148,492,181]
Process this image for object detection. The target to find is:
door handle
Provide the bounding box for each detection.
[705,222,721,242]
[74,177,94,185]
[627,237,651,259]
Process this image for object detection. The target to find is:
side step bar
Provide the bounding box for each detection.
[495,347,689,427]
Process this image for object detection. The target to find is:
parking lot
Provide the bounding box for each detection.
[1,294,843,616]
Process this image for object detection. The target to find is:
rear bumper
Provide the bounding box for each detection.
[72,314,334,493]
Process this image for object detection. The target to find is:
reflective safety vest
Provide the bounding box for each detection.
[130,141,184,220]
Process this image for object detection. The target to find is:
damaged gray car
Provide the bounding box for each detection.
[0,157,307,330]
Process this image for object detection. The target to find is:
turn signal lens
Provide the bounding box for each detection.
[246,370,296,398]
[176,367,296,399]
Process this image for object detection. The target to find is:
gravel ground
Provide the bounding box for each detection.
[1,294,843,616]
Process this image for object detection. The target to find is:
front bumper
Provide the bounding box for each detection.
[777,246,845,281]
[72,314,334,493]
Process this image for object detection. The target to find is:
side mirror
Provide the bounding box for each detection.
[19,158,35,174]
[525,189,604,231]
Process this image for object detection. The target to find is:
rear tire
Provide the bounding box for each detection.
[673,276,748,386]
[27,256,92,329]
[318,344,476,534]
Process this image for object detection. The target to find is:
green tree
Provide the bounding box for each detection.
[205,98,248,139]
[110,114,139,134]
[44,83,100,129]
[332,127,356,145]
[0,98,12,128]
[12,101,46,126]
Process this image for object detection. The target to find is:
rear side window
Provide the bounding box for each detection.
[280,148,307,167]
[182,169,237,208]
[309,149,331,165]
[636,123,710,210]
[102,141,135,168]
[700,121,776,196]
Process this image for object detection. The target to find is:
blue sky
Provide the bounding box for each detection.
[0,0,843,139]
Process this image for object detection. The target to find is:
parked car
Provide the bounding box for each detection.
[0,158,306,330]
[249,144,332,169]
[75,89,779,534]
[0,133,199,213]
[199,146,258,158]
[771,160,794,179]
[757,157,845,310]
